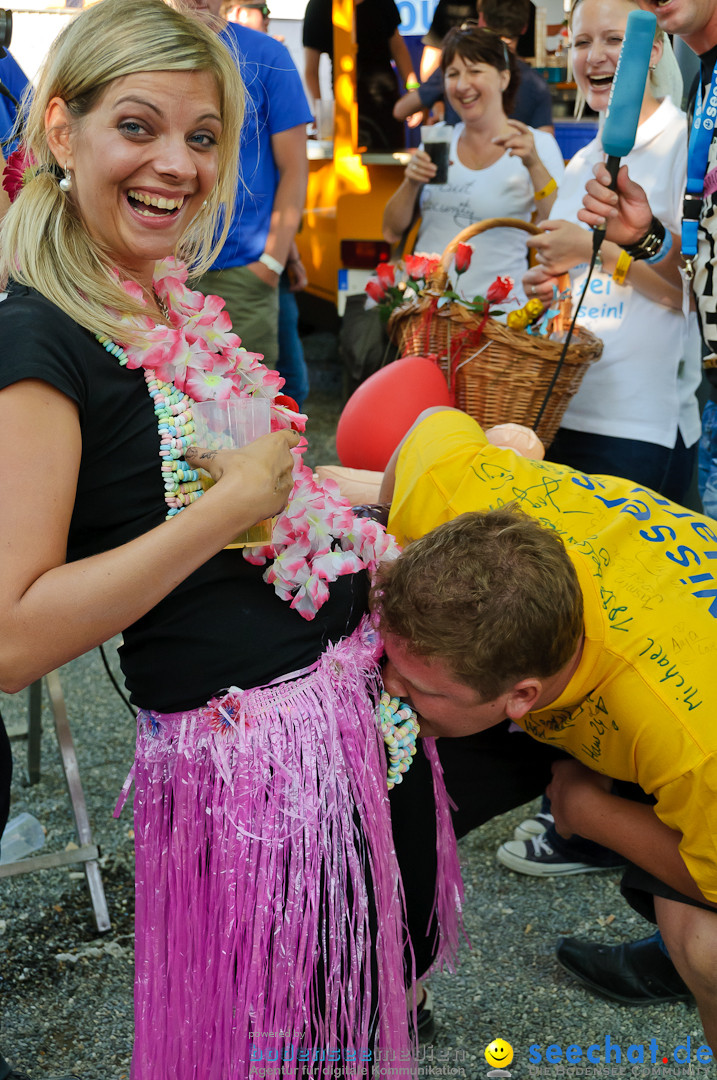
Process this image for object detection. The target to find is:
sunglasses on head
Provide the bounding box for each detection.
[454,21,511,63]
[241,3,270,13]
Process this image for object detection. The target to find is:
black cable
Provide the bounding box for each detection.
[531,242,602,434]
[0,78,20,155]
[98,643,137,720]
[0,79,17,108]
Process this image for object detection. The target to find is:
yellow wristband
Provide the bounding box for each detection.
[612,249,633,286]
[533,177,557,202]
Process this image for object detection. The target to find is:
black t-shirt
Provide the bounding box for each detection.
[514,59,552,130]
[303,0,404,149]
[303,0,401,73]
[0,285,368,712]
[422,0,476,48]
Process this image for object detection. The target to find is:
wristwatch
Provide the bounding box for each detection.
[621,216,666,262]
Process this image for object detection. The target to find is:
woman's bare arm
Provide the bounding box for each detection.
[382,150,434,243]
[0,379,298,692]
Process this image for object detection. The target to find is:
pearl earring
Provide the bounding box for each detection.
[59,166,73,192]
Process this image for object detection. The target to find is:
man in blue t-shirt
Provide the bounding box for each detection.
[185,3,312,370]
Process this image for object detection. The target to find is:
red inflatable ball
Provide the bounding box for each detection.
[336,356,451,472]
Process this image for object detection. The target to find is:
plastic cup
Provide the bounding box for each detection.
[315,98,335,141]
[192,398,273,548]
[421,125,453,184]
[0,812,45,865]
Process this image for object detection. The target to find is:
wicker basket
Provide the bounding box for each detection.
[387,218,604,447]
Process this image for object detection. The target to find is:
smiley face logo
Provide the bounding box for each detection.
[484,1038,514,1070]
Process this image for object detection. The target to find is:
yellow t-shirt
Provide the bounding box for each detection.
[389,410,717,902]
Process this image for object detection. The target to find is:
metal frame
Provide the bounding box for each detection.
[0,672,111,932]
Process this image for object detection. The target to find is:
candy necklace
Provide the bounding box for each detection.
[96,335,203,516]
[379,692,420,789]
[94,258,401,621]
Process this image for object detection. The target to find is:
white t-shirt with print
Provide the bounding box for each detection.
[550,96,701,449]
[417,123,565,307]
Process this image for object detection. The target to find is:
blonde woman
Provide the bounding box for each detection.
[524,0,701,498]
[0,0,445,1073]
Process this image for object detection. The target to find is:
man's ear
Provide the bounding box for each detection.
[504,678,542,720]
[45,97,74,168]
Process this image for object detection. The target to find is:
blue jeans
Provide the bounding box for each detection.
[277,275,309,410]
[547,429,696,504]
[698,398,717,519]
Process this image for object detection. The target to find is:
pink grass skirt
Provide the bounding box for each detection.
[128,620,434,1080]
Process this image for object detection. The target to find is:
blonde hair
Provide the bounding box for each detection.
[569,0,665,118]
[0,0,244,344]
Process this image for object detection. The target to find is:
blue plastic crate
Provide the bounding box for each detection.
[554,120,599,161]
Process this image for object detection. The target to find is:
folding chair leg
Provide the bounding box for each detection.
[45,671,111,933]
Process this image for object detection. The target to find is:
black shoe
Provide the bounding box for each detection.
[556,933,693,1006]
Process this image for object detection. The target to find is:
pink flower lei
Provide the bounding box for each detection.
[112,258,399,620]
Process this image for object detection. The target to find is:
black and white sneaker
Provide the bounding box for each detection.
[513,811,554,841]
[497,833,616,877]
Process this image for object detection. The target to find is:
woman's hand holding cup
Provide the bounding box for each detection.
[405,149,437,186]
[185,395,300,544]
[185,428,300,537]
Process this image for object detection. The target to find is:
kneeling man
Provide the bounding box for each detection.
[375,408,717,1050]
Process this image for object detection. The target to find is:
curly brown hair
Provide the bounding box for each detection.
[372,509,584,701]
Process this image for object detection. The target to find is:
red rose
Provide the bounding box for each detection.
[404,253,441,281]
[376,262,396,288]
[454,242,472,275]
[486,276,514,303]
[404,253,430,280]
[424,255,441,278]
[365,279,387,303]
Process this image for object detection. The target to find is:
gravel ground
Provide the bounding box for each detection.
[0,336,711,1080]
[0,649,710,1080]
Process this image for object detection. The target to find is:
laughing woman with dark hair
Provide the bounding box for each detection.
[382,25,564,306]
